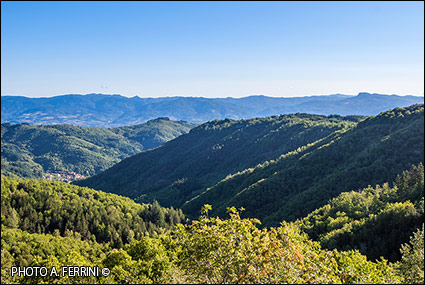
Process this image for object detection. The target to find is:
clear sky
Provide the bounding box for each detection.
[1,1,424,98]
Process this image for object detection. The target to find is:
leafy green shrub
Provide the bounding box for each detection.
[396,224,424,284]
[172,206,400,284]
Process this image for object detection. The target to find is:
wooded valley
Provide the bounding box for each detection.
[1,104,424,284]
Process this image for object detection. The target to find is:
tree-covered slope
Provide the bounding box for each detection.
[1,118,197,179]
[183,105,424,226]
[1,177,422,284]
[77,113,361,207]
[1,228,110,284]
[3,209,412,284]
[1,175,186,248]
[299,163,424,262]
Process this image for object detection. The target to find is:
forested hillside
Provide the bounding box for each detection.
[1,118,196,179]
[1,158,423,283]
[77,113,361,207]
[1,175,185,247]
[2,176,420,284]
[1,105,424,284]
[183,105,424,226]
[299,163,424,262]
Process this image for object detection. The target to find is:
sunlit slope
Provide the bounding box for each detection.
[78,114,360,207]
[183,105,424,226]
[1,175,185,248]
[299,163,424,262]
[1,118,196,178]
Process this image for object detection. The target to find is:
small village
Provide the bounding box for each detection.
[43,171,85,183]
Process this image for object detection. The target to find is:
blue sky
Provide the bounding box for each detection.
[1,1,424,98]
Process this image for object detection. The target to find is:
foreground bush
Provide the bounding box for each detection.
[172,206,400,284]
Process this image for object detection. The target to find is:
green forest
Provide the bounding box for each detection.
[1,118,197,179]
[78,113,363,206]
[1,176,185,247]
[78,105,424,229]
[183,104,424,225]
[1,105,424,284]
[1,174,423,283]
[299,163,424,262]
[2,0,424,283]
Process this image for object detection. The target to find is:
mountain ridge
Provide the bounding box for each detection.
[2,92,423,127]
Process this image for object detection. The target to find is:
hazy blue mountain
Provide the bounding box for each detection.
[2,93,423,127]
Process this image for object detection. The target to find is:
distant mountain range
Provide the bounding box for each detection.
[1,93,423,127]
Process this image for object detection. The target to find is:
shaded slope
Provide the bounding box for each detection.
[77,114,360,207]
[183,105,424,226]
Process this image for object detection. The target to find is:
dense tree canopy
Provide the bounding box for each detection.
[396,224,424,284]
[1,176,185,247]
[4,206,419,284]
[1,105,424,284]
[171,206,402,284]
[184,104,424,227]
[1,177,423,284]
[78,113,360,207]
[299,163,424,262]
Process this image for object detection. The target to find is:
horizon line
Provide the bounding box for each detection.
[2,92,424,99]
